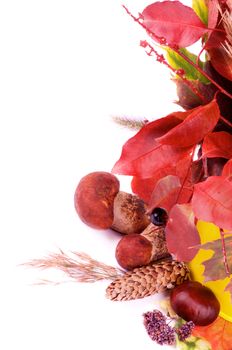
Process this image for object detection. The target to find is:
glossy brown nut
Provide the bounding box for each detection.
[170,281,220,326]
[115,234,152,270]
[74,171,120,229]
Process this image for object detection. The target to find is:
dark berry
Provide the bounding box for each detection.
[150,208,168,226]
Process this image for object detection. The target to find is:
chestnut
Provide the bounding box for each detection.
[170,281,220,326]
[74,171,120,229]
[115,234,152,270]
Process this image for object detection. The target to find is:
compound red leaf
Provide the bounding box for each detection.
[205,1,226,49]
[131,155,199,203]
[202,132,232,159]
[193,316,232,350]
[165,203,200,261]
[148,175,192,212]
[208,0,219,30]
[222,159,232,177]
[112,113,192,178]
[131,166,175,203]
[148,175,180,211]
[192,176,232,230]
[209,47,232,81]
[156,100,220,147]
[142,1,208,47]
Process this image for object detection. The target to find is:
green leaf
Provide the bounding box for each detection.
[192,0,208,25]
[165,48,209,84]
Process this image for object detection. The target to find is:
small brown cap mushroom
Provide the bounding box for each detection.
[74,171,120,229]
[111,191,150,234]
[115,234,152,270]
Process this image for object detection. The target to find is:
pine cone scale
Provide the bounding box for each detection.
[106,260,189,301]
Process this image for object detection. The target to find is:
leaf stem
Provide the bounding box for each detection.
[220,228,231,276]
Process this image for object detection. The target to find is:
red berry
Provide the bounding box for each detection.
[170,281,220,326]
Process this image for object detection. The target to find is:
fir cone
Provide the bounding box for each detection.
[106,260,190,301]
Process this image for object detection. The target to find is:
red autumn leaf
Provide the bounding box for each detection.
[112,113,192,178]
[193,316,232,350]
[131,156,200,203]
[224,278,232,304]
[208,0,219,30]
[156,100,220,147]
[192,176,232,230]
[142,1,208,47]
[202,132,232,159]
[222,159,232,177]
[148,175,192,213]
[205,27,226,50]
[131,166,175,203]
[209,47,232,81]
[165,203,200,261]
[198,236,232,282]
[205,1,226,49]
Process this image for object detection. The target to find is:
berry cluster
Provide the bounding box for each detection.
[143,309,195,346]
[143,310,176,345]
[176,321,195,341]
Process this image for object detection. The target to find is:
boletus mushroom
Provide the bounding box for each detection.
[74,171,120,229]
[115,223,170,270]
[74,171,150,233]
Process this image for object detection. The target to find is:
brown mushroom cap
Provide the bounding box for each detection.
[74,171,120,229]
[115,234,152,270]
[111,191,150,234]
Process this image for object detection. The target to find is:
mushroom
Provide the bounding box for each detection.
[115,223,170,270]
[115,234,152,270]
[74,171,120,229]
[111,191,150,234]
[74,172,150,233]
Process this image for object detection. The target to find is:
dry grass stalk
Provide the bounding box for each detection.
[112,115,148,130]
[23,249,124,284]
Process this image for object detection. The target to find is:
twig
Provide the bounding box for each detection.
[140,40,207,103]
[122,5,232,100]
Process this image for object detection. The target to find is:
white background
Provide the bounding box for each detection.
[0,1,187,349]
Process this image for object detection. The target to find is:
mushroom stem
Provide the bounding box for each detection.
[141,223,170,262]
